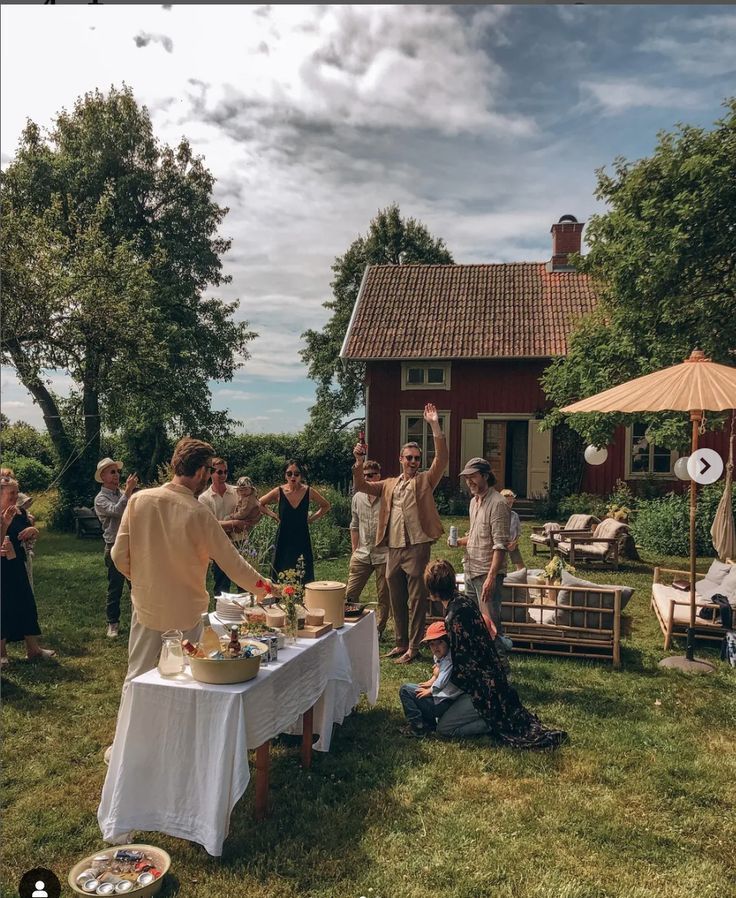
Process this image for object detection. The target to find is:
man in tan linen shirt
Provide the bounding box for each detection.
[353,403,448,664]
[112,437,275,699]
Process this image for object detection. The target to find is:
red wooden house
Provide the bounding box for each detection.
[340,215,728,498]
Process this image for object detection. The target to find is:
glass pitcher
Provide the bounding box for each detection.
[158,628,185,677]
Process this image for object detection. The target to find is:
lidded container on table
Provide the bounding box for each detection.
[303,580,346,629]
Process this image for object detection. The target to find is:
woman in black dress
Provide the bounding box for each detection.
[259,460,331,584]
[1,477,55,668]
[424,559,567,749]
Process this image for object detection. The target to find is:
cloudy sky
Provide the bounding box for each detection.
[1,4,734,433]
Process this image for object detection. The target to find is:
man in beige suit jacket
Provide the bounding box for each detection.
[353,403,448,663]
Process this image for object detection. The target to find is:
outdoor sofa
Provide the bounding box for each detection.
[455,569,632,668]
[651,558,736,649]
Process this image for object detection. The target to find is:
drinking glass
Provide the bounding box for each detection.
[158,628,185,677]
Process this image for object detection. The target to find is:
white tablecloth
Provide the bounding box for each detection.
[98,612,379,856]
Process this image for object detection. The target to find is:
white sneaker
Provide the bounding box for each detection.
[104,744,113,765]
[106,623,119,638]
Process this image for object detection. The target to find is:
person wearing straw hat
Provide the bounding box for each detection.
[94,458,139,638]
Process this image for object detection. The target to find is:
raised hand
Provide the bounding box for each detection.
[353,441,368,461]
[423,402,439,424]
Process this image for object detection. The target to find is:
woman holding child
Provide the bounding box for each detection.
[409,559,567,749]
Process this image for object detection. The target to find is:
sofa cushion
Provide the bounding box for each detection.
[653,583,727,627]
[592,519,629,540]
[565,514,598,532]
[558,570,633,629]
[705,560,732,586]
[501,568,532,623]
[720,566,736,601]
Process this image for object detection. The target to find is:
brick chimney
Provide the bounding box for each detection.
[546,215,584,272]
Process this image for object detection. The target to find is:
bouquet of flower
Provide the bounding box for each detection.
[544,555,576,584]
[277,555,306,639]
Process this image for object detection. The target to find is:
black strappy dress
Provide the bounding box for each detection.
[271,487,315,585]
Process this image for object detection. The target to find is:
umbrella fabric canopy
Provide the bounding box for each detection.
[711,414,736,561]
[561,350,736,671]
[562,350,736,415]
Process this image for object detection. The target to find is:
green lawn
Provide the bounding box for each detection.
[2,520,735,898]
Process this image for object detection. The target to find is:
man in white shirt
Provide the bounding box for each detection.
[346,459,391,638]
[198,456,245,595]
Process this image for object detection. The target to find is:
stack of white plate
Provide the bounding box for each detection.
[215,593,249,624]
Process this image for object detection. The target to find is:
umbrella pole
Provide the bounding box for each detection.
[660,409,715,674]
[686,413,699,661]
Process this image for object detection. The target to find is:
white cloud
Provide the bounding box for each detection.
[214,389,257,400]
[639,14,736,77]
[1,400,28,409]
[580,80,704,115]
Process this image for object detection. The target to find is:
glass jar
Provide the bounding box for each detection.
[158,628,185,677]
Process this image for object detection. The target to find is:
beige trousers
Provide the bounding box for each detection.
[120,609,203,705]
[386,542,431,653]
[345,556,391,634]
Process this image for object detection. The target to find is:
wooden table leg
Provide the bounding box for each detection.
[254,740,270,821]
[301,706,314,768]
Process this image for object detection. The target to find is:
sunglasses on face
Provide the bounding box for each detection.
[215,469,228,476]
[364,471,380,477]
[286,471,301,478]
[402,455,421,462]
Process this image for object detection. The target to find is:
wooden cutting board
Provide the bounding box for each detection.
[297,622,333,638]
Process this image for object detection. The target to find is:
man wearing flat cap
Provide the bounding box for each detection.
[455,457,511,653]
[94,457,139,638]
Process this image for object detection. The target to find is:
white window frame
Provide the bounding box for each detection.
[401,362,451,391]
[400,410,451,475]
[624,424,679,479]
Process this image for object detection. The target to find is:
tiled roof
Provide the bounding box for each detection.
[341,263,599,359]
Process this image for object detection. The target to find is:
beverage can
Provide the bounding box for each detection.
[137,873,155,886]
[77,870,97,886]
[82,880,99,893]
[115,883,134,894]
[95,884,115,896]
[449,526,458,547]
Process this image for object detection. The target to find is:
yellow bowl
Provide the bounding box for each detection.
[68,843,170,897]
[189,639,266,684]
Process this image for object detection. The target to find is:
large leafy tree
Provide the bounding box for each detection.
[542,99,736,448]
[1,86,255,521]
[301,204,453,436]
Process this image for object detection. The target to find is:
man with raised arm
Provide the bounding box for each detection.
[353,403,448,664]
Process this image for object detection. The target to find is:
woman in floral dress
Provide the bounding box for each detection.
[424,558,567,749]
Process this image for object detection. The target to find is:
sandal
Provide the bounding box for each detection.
[27,648,56,661]
[384,647,408,659]
[0,656,9,670]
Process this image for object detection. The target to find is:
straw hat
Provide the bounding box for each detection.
[95,457,123,483]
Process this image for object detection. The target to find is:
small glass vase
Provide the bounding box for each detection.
[285,604,299,643]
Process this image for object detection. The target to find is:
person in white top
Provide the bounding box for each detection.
[346,458,391,638]
[198,456,246,595]
[399,620,462,736]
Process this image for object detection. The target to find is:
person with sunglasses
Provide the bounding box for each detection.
[259,459,331,585]
[346,459,391,639]
[94,457,139,638]
[198,457,243,596]
[353,403,448,664]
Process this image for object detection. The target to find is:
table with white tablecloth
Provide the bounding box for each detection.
[98,612,379,857]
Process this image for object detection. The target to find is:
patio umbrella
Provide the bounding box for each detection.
[562,349,736,673]
[710,412,735,561]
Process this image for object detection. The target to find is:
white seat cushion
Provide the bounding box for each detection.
[652,584,724,626]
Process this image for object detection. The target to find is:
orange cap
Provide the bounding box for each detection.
[421,621,448,642]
